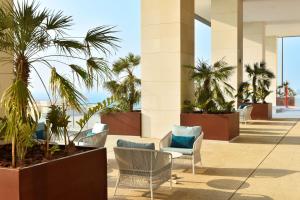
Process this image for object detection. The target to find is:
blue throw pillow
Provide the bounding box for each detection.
[170,134,195,149]
[35,123,46,140]
[117,139,155,150]
[239,104,248,109]
[35,130,45,140]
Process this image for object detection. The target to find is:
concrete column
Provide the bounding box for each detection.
[265,36,278,105]
[0,0,13,116]
[243,22,266,66]
[141,0,194,138]
[211,0,243,99]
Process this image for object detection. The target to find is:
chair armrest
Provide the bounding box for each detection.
[71,129,92,141]
[159,132,172,149]
[193,132,204,154]
[77,130,107,143]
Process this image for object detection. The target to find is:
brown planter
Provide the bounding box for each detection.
[101,111,141,136]
[180,112,239,141]
[250,103,272,120]
[0,148,107,200]
[276,97,295,106]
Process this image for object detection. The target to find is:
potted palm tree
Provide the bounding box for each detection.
[181,60,239,141]
[237,62,275,120]
[276,81,296,106]
[0,1,119,199]
[101,53,141,136]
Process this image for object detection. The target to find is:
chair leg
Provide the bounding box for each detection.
[114,175,120,196]
[150,177,153,200]
[192,157,195,175]
[170,170,173,189]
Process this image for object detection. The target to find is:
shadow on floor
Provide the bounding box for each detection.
[109,187,274,200]
[248,121,296,126]
[232,135,300,145]
[240,128,289,132]
[202,167,298,178]
[206,179,250,190]
[239,130,285,135]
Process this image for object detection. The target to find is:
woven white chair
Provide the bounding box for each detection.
[113,147,172,200]
[74,123,108,147]
[238,105,253,125]
[159,126,204,174]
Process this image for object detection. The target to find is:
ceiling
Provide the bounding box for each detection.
[195,0,300,36]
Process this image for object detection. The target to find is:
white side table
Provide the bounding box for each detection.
[165,151,183,184]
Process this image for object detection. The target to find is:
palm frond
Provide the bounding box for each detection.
[84,25,120,56]
[46,10,72,34]
[50,68,86,111]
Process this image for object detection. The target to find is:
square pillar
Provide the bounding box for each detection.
[243,22,266,66]
[211,0,243,98]
[265,36,278,105]
[141,0,194,138]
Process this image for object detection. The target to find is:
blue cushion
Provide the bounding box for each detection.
[117,139,155,150]
[86,130,94,137]
[35,123,46,140]
[170,134,195,149]
[161,147,193,155]
[238,104,248,109]
[172,125,201,139]
[35,130,45,140]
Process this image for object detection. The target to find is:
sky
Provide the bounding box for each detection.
[23,0,299,102]
[277,37,300,94]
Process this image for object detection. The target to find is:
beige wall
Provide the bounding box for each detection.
[141,0,194,138]
[211,0,243,103]
[265,36,277,105]
[0,0,13,116]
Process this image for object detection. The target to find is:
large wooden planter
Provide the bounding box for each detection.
[180,112,239,141]
[250,103,272,120]
[276,97,295,106]
[0,148,107,200]
[101,111,141,136]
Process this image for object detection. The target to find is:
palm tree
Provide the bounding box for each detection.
[245,62,275,103]
[0,1,119,167]
[104,53,141,112]
[277,81,296,98]
[185,59,235,113]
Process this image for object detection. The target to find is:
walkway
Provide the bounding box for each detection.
[106,118,299,200]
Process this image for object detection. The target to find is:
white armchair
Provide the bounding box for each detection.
[238,105,253,125]
[74,123,108,148]
[114,147,172,200]
[159,126,204,174]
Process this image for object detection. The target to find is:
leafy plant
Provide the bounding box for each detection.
[0,1,119,167]
[277,81,296,98]
[236,82,252,103]
[184,59,236,114]
[245,62,275,103]
[104,53,141,113]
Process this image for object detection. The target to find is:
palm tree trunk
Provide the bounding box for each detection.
[252,76,257,103]
[11,135,16,168]
[129,75,135,112]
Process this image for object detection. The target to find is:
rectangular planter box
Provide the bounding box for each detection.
[180,112,239,141]
[250,103,272,120]
[276,97,295,106]
[101,111,141,136]
[0,148,107,200]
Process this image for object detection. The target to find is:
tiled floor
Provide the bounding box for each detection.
[106,119,299,200]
